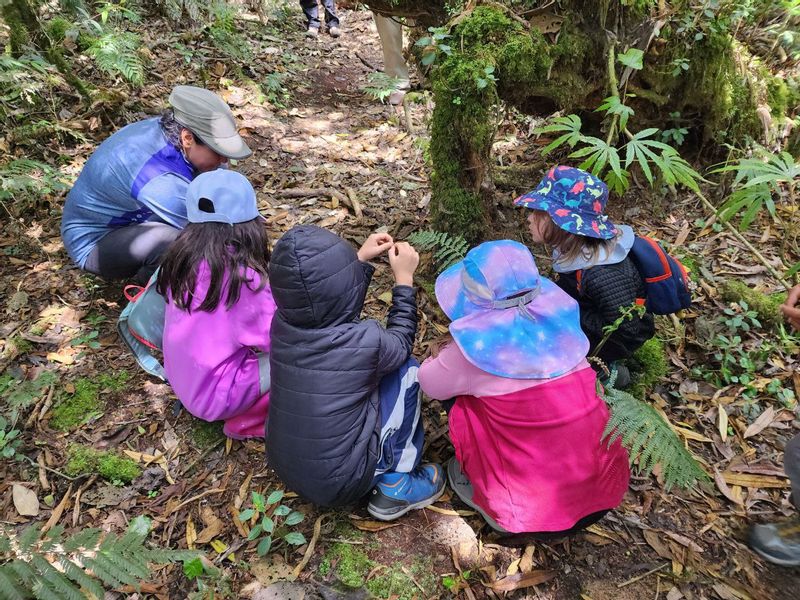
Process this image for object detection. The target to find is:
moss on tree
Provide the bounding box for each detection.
[720,280,787,327]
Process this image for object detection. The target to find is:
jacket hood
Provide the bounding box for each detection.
[269,225,370,328]
[552,224,635,273]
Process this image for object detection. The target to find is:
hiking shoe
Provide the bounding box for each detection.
[328,26,341,38]
[749,518,800,566]
[367,464,445,521]
[447,457,509,533]
[305,27,319,38]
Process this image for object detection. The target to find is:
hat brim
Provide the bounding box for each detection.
[513,191,550,211]
[435,263,589,379]
[204,133,252,160]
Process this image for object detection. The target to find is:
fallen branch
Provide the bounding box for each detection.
[292,514,325,577]
[277,187,363,220]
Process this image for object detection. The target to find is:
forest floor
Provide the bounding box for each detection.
[2,5,800,600]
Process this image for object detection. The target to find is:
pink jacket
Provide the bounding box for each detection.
[419,343,629,533]
[163,262,276,439]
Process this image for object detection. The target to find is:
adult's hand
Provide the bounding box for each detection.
[780,284,800,331]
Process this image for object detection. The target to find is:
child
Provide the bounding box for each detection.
[748,284,800,565]
[300,0,340,37]
[157,170,275,439]
[266,225,443,520]
[418,240,630,534]
[515,165,655,382]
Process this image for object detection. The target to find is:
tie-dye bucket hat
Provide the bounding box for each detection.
[435,240,589,379]
[514,165,618,240]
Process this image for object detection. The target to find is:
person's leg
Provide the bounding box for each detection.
[223,394,269,440]
[83,222,180,284]
[299,0,321,31]
[321,0,339,29]
[786,433,800,509]
[373,14,410,89]
[749,434,800,566]
[367,357,444,521]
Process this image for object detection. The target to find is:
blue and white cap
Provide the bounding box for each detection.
[186,169,262,225]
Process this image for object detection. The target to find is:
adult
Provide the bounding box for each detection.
[61,86,251,284]
[373,13,410,104]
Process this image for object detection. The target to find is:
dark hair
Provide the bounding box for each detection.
[531,210,616,266]
[159,109,206,149]
[156,218,270,313]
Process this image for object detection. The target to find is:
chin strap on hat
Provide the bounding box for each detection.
[490,286,541,322]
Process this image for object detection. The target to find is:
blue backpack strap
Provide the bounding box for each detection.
[257,351,271,396]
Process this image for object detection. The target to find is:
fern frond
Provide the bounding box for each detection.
[0,519,197,600]
[601,385,708,490]
[86,32,145,86]
[407,230,469,271]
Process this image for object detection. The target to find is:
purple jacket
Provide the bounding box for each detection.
[163,261,275,436]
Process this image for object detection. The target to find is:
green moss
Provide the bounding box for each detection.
[325,543,372,588]
[44,17,72,43]
[97,370,131,392]
[65,445,141,483]
[190,420,225,449]
[767,77,789,120]
[50,379,102,431]
[720,280,787,327]
[10,336,33,355]
[629,337,669,398]
[367,559,439,600]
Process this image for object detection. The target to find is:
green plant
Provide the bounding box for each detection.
[262,72,289,107]
[0,371,57,425]
[601,382,709,490]
[363,72,407,103]
[184,556,235,599]
[50,379,102,431]
[238,490,306,556]
[414,26,453,67]
[406,230,469,271]
[207,0,252,62]
[0,516,196,598]
[712,149,800,231]
[0,160,68,214]
[0,416,22,460]
[722,300,762,333]
[85,30,145,85]
[70,329,101,350]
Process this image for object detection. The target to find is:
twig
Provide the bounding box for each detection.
[171,488,225,512]
[21,454,79,482]
[343,187,364,220]
[617,562,669,588]
[41,484,73,534]
[695,191,791,290]
[292,514,326,577]
[180,438,225,477]
[356,51,379,72]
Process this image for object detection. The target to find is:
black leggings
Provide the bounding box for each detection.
[786,434,800,510]
[83,222,180,285]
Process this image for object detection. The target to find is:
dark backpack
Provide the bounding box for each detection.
[575,236,692,315]
[628,236,692,315]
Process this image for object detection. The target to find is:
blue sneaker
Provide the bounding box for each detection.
[367,464,445,521]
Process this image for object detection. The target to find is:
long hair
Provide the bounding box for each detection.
[156,218,270,312]
[531,210,617,267]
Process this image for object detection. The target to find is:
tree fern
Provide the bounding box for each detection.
[407,230,469,271]
[0,517,196,600]
[86,31,145,86]
[600,382,708,490]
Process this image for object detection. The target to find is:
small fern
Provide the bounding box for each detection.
[0,160,68,206]
[601,382,708,490]
[407,230,469,271]
[86,31,145,86]
[0,517,196,599]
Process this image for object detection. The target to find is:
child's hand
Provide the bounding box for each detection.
[389,242,419,286]
[781,284,800,332]
[357,233,394,262]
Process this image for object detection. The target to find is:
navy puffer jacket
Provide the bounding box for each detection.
[266,225,417,507]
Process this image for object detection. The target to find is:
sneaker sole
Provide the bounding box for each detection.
[751,546,800,567]
[367,485,446,522]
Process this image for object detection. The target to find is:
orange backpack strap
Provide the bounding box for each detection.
[575,269,583,293]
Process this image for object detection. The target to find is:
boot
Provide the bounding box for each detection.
[749,517,800,567]
[367,463,445,521]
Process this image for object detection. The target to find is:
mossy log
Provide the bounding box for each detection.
[365,1,797,240]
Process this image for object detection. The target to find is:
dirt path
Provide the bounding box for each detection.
[2,6,800,599]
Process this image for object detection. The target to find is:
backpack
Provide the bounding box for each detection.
[575,236,692,315]
[117,269,168,380]
[628,236,692,315]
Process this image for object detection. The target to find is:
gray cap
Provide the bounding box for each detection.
[168,85,252,160]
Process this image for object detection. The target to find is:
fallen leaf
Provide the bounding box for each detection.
[715,469,744,506]
[519,545,535,573]
[12,484,40,517]
[721,472,790,489]
[506,558,521,576]
[718,405,728,442]
[195,506,224,544]
[674,426,713,443]
[661,530,704,553]
[7,290,29,312]
[485,570,557,592]
[424,505,476,517]
[186,515,197,549]
[351,519,402,532]
[743,407,776,439]
[666,587,683,600]
[643,530,672,560]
